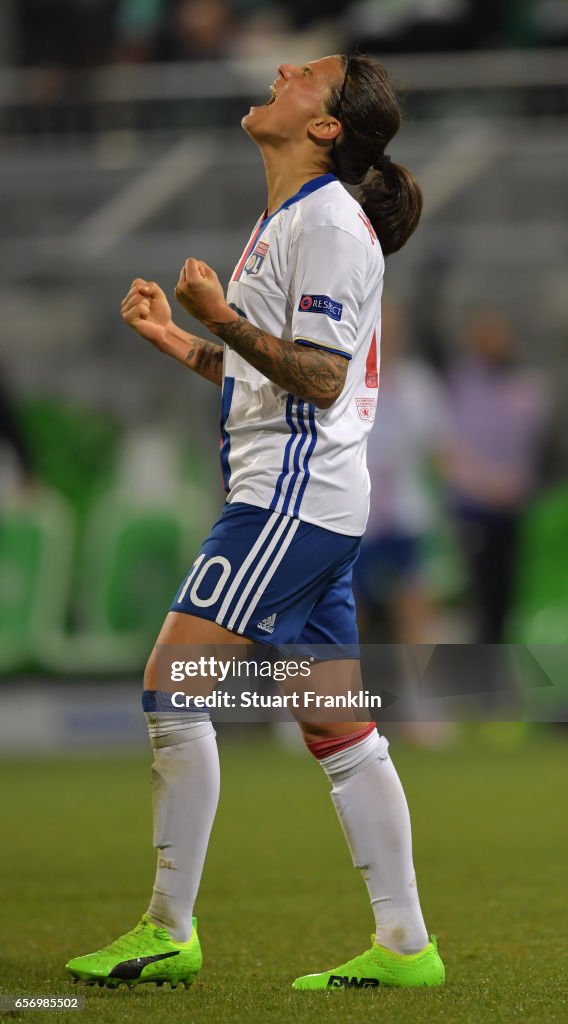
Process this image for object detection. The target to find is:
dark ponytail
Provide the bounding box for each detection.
[327,54,423,256]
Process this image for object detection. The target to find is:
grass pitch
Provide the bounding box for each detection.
[1,728,566,1023]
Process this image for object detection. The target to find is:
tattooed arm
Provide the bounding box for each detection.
[120,278,223,387]
[209,316,346,409]
[162,320,223,387]
[174,258,347,409]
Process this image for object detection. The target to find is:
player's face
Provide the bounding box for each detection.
[242,55,344,146]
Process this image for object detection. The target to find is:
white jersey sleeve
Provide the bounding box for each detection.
[290,226,367,361]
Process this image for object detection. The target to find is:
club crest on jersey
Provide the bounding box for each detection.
[356,397,376,422]
[244,240,270,276]
[299,294,343,322]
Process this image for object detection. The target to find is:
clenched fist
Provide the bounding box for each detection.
[174,258,234,332]
[120,279,172,351]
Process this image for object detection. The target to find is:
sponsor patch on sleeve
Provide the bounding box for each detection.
[298,294,343,322]
[356,397,376,422]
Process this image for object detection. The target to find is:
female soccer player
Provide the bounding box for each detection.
[66,53,445,991]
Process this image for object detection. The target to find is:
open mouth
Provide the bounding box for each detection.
[264,84,277,106]
[248,82,278,113]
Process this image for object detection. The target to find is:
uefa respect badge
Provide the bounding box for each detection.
[298,294,343,321]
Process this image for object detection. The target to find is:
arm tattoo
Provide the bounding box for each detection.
[211,318,347,408]
[184,337,224,387]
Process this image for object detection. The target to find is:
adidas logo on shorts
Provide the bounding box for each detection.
[257,613,277,634]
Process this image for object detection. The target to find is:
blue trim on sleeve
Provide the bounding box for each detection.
[295,338,352,361]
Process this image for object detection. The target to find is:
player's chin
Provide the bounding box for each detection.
[241,105,263,133]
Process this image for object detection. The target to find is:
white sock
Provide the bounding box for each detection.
[145,705,220,942]
[318,730,429,954]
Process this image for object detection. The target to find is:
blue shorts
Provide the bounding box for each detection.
[171,502,361,646]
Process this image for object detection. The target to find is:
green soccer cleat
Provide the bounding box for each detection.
[292,934,445,990]
[65,914,202,989]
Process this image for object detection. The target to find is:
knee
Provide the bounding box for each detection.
[299,720,376,753]
[301,722,388,778]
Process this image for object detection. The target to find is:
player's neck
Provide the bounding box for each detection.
[261,148,331,215]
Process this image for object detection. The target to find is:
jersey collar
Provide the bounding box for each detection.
[279,172,336,211]
[265,173,336,222]
[232,174,336,282]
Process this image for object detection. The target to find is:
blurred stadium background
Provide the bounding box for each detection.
[1,0,568,744]
[1,9,567,1023]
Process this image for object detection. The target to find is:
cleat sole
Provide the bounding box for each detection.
[68,973,196,990]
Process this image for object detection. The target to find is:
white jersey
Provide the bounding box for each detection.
[222,173,384,537]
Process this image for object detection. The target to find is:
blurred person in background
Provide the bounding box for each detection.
[152,0,236,62]
[112,0,165,63]
[13,0,237,71]
[354,296,451,644]
[64,53,446,993]
[114,0,253,63]
[444,309,551,643]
